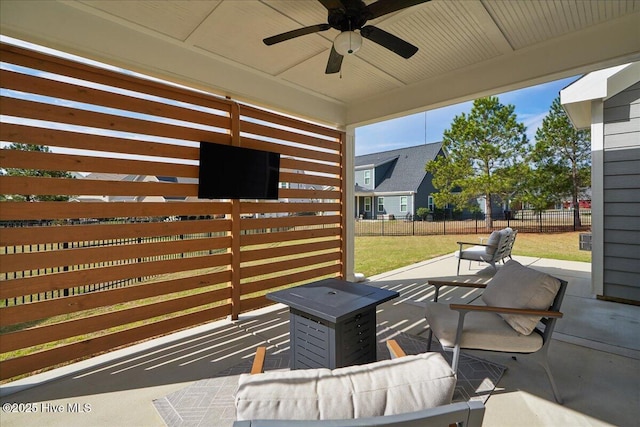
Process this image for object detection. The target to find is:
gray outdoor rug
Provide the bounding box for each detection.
[153,326,505,427]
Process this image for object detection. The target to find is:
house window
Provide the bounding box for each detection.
[377,197,384,212]
[428,196,434,211]
[400,196,408,212]
[364,170,371,185]
[279,182,290,189]
[364,197,371,212]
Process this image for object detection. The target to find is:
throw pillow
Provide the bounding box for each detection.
[481,259,561,335]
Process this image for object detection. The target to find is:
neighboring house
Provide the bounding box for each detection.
[561,62,640,303]
[354,143,443,219]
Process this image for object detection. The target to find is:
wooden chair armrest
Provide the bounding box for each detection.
[386,339,407,359]
[250,346,267,374]
[449,304,563,318]
[457,241,493,248]
[428,279,488,289]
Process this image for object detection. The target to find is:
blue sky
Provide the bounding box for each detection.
[355,76,581,156]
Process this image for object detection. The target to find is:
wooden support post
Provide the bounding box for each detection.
[230,100,242,320]
[339,130,347,280]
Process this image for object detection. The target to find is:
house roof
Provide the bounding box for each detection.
[2,1,638,128]
[561,61,640,128]
[355,142,442,193]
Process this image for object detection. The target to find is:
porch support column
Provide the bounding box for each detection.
[344,125,356,281]
[591,100,604,297]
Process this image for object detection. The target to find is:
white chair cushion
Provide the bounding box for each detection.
[424,301,543,353]
[455,246,493,261]
[485,230,502,255]
[481,260,561,335]
[235,352,455,421]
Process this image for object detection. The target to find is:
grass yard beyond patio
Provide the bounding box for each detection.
[355,231,591,278]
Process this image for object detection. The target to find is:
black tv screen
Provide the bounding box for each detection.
[198,142,280,200]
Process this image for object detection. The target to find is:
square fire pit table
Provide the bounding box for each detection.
[266,278,399,370]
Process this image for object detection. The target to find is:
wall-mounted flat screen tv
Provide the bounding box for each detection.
[198,141,280,200]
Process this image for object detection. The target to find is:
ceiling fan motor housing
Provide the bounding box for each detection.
[327,2,369,32]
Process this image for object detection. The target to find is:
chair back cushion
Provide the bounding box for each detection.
[485,230,502,255]
[481,260,561,335]
[235,352,455,421]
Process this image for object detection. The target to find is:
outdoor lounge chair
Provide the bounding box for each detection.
[454,227,517,275]
[233,340,485,427]
[424,260,567,403]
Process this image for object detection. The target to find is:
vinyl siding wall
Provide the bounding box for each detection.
[374,194,413,218]
[602,81,640,302]
[355,168,374,191]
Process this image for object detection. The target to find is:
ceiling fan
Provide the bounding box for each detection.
[263,0,430,74]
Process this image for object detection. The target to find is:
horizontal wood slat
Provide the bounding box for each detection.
[0,123,219,161]
[0,97,229,143]
[1,271,232,325]
[0,219,231,246]
[241,136,340,164]
[0,69,232,131]
[2,176,339,199]
[241,252,340,279]
[0,253,232,299]
[240,120,339,152]
[241,214,341,230]
[240,227,341,246]
[0,148,199,178]
[240,264,341,296]
[278,188,341,200]
[280,157,341,176]
[2,235,231,273]
[239,202,340,215]
[1,287,232,353]
[279,171,340,187]
[241,105,342,140]
[0,201,231,222]
[0,304,232,380]
[0,175,198,197]
[0,44,234,114]
[241,239,341,263]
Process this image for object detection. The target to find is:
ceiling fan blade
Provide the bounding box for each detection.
[365,0,430,20]
[263,24,331,46]
[325,45,344,74]
[317,0,347,12]
[360,26,418,58]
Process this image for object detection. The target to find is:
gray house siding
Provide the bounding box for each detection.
[602,81,640,302]
[415,176,436,212]
[374,194,413,218]
[355,169,374,191]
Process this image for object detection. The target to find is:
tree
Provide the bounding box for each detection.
[1,143,74,202]
[531,96,590,227]
[426,96,528,227]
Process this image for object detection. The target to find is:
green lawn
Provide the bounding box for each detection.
[355,231,591,277]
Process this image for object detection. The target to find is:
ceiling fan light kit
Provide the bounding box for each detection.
[263,0,430,74]
[334,31,362,55]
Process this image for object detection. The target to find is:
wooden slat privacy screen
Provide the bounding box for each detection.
[0,43,346,380]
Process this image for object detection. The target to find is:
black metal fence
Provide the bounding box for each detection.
[355,209,591,237]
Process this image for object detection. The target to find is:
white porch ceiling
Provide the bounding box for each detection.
[1,0,639,128]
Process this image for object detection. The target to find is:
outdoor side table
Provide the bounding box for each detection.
[266,278,399,370]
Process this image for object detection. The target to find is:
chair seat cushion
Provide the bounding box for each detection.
[455,246,493,261]
[424,301,543,353]
[235,352,455,421]
[481,260,561,335]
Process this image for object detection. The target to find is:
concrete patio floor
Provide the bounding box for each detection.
[1,255,639,427]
